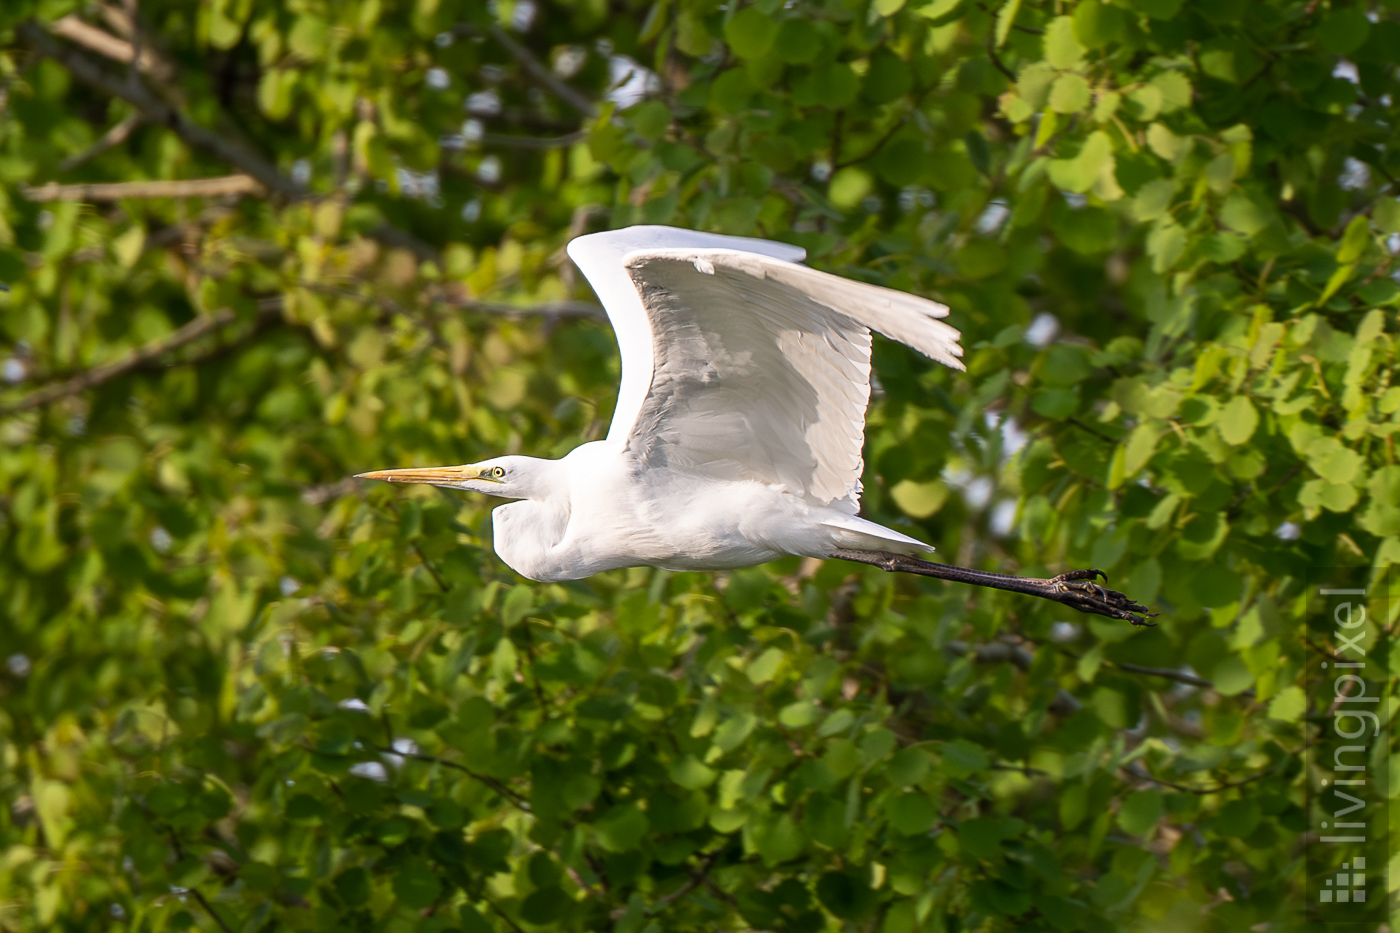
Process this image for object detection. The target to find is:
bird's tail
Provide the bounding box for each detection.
[821,514,932,557]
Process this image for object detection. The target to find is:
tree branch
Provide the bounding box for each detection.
[21,21,301,198]
[455,23,597,118]
[481,130,587,150]
[23,174,262,201]
[155,821,234,933]
[367,744,533,811]
[0,304,278,417]
[1123,763,1274,796]
[50,14,171,79]
[945,640,1082,714]
[22,21,441,261]
[1110,661,1214,690]
[58,112,142,172]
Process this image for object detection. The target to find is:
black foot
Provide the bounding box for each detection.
[1049,569,1157,626]
[829,550,1160,627]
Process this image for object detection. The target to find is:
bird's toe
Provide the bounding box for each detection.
[1053,577,1157,626]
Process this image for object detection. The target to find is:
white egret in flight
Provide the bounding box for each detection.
[360,226,1152,623]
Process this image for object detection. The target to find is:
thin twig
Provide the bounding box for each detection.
[1123,763,1274,796]
[945,640,1082,714]
[0,305,276,417]
[159,824,234,933]
[58,112,142,171]
[1065,417,1119,443]
[21,23,300,197]
[412,542,449,592]
[188,890,235,933]
[366,744,532,811]
[608,849,722,919]
[1110,661,1213,689]
[23,174,262,201]
[482,894,529,933]
[481,130,587,149]
[986,30,1016,81]
[23,21,441,261]
[50,14,170,78]
[455,23,597,118]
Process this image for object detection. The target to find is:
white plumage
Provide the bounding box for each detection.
[361,225,961,580]
[359,225,1154,624]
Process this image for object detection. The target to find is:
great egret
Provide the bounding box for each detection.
[360,226,1152,624]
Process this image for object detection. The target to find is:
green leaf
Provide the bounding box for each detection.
[1048,73,1091,114]
[1146,123,1184,162]
[994,0,1023,47]
[1134,0,1182,19]
[596,803,649,852]
[288,15,329,58]
[710,69,753,114]
[890,479,949,520]
[725,7,778,58]
[1017,62,1057,109]
[335,867,371,907]
[1304,437,1363,484]
[1211,656,1253,696]
[957,238,1006,278]
[1299,479,1359,514]
[751,811,806,864]
[916,0,964,20]
[1131,179,1175,221]
[1126,85,1163,121]
[1032,388,1080,418]
[1215,799,1260,837]
[1318,8,1371,54]
[885,793,937,834]
[958,816,1021,858]
[1044,16,1086,69]
[816,869,877,920]
[1048,200,1116,254]
[1116,791,1164,835]
[1148,71,1192,110]
[521,887,570,924]
[1220,189,1267,236]
[627,101,672,142]
[1205,152,1235,194]
[1072,1,1123,48]
[392,858,443,909]
[669,755,718,790]
[747,647,784,684]
[1217,396,1258,446]
[941,739,989,776]
[1375,198,1400,235]
[772,19,820,62]
[1267,685,1305,722]
[1146,222,1187,272]
[1336,214,1371,264]
[1047,131,1115,194]
[886,748,932,786]
[865,53,912,103]
[828,167,873,209]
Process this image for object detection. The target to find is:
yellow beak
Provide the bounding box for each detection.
[355,465,498,486]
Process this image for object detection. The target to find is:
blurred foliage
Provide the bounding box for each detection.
[1,0,1399,930]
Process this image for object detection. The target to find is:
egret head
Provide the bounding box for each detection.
[356,456,551,500]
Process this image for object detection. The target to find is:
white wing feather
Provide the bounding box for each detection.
[567,226,963,508]
[565,226,806,446]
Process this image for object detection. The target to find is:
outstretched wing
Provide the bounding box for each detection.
[567,226,962,506]
[566,225,808,449]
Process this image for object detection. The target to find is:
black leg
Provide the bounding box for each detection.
[830,549,1158,626]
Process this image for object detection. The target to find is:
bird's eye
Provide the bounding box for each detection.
[492,466,506,478]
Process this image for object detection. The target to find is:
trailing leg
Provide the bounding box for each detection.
[830,549,1157,626]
